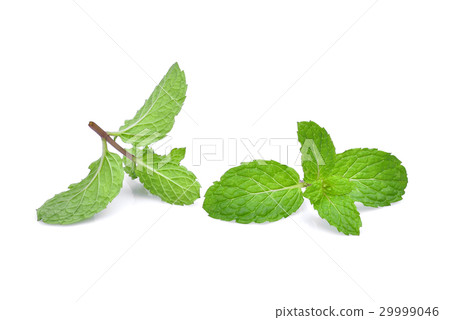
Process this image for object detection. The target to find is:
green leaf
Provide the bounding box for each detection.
[134,148,200,205]
[297,121,336,182]
[37,142,124,224]
[304,175,360,235]
[203,160,305,223]
[311,194,362,235]
[331,148,408,207]
[110,63,187,146]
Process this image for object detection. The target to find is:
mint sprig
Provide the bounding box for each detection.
[37,63,200,224]
[203,121,408,235]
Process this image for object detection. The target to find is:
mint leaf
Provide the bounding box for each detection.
[110,63,187,146]
[297,121,336,182]
[331,148,408,207]
[134,148,200,205]
[311,194,362,235]
[203,160,305,223]
[304,175,360,235]
[37,142,124,224]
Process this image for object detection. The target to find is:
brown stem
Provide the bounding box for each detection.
[88,121,135,161]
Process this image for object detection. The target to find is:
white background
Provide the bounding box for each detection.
[1,1,449,319]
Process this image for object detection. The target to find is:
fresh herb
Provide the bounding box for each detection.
[203,121,407,235]
[37,63,200,224]
[203,160,306,224]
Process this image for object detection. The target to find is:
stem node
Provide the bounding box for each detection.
[88,121,134,161]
